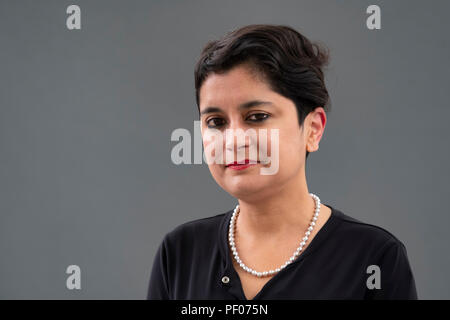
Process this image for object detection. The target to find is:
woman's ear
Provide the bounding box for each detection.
[306,143,319,153]
[306,107,326,153]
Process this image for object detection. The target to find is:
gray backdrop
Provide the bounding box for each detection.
[1,0,449,299]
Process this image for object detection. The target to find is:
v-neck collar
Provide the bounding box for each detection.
[217,203,343,300]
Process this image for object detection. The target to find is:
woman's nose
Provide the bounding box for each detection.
[224,120,250,152]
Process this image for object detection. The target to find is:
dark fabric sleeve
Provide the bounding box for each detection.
[146,237,171,300]
[366,240,418,300]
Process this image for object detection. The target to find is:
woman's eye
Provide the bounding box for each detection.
[206,118,225,128]
[206,113,269,128]
[247,113,269,122]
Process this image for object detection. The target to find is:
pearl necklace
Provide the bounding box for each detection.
[228,193,321,277]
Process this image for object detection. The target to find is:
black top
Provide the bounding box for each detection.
[147,204,418,300]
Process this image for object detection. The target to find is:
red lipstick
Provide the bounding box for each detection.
[225,159,258,170]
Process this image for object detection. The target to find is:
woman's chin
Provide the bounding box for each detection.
[224,179,273,199]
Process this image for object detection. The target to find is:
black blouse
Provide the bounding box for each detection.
[147,204,418,300]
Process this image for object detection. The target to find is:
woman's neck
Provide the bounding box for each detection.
[236,175,317,239]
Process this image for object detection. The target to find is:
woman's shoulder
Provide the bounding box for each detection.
[161,209,232,245]
[329,205,408,250]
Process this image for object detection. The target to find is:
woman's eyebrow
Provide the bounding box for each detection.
[200,100,274,116]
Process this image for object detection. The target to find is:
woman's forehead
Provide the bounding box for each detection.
[200,79,276,112]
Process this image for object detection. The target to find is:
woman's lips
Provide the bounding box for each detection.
[225,160,259,170]
[226,164,256,170]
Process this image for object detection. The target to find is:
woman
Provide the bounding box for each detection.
[147,24,418,300]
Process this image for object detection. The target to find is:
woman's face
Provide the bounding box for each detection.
[198,64,322,201]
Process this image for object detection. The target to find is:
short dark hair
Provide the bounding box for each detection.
[194,24,331,160]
